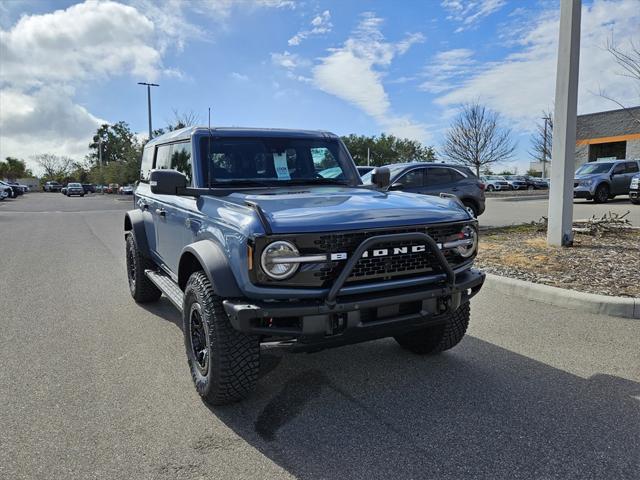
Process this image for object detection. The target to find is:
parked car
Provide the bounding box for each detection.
[523,176,549,189]
[0,185,10,200]
[43,181,62,192]
[362,162,485,217]
[356,166,374,176]
[82,183,96,194]
[61,186,67,195]
[0,180,22,198]
[121,185,134,195]
[65,182,85,197]
[481,175,511,191]
[573,159,640,203]
[124,126,484,405]
[629,173,639,204]
[504,175,533,190]
[106,183,119,194]
[8,182,29,193]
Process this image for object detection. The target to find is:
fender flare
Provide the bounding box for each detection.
[124,209,151,258]
[178,240,243,297]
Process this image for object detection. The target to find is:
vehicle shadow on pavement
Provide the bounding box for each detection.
[138,297,183,330]
[209,336,639,480]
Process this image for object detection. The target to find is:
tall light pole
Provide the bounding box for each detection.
[137,82,159,140]
[547,0,581,247]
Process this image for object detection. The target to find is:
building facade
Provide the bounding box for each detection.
[575,106,640,166]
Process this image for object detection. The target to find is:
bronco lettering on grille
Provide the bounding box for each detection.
[330,244,426,261]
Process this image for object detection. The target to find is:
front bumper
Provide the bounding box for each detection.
[573,186,593,199]
[223,268,485,351]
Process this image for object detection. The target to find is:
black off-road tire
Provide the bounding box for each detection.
[125,232,161,303]
[593,184,609,203]
[394,302,471,354]
[183,271,260,406]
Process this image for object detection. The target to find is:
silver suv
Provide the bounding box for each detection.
[573,159,640,203]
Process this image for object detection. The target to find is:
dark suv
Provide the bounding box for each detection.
[362,163,485,217]
[124,127,485,405]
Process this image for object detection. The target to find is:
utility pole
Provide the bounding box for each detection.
[542,115,551,178]
[137,82,159,140]
[547,0,581,247]
[367,148,370,166]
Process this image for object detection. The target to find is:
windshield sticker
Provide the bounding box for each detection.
[273,153,291,180]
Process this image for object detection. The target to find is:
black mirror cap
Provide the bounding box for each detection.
[371,167,391,189]
[150,169,187,195]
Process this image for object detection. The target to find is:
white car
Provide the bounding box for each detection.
[481,175,511,191]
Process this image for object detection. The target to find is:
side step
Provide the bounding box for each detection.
[145,269,184,313]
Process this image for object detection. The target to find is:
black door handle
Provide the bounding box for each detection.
[155,208,166,217]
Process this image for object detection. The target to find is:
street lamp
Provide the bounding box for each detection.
[137,82,159,140]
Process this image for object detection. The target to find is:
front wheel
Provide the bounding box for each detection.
[183,271,260,405]
[527,185,535,191]
[593,184,609,203]
[395,303,470,354]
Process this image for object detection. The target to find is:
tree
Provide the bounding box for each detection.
[442,102,516,177]
[87,121,143,185]
[341,133,435,166]
[153,109,200,137]
[529,112,553,177]
[0,157,33,180]
[34,154,74,180]
[600,38,640,125]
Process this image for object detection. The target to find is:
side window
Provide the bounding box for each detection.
[425,167,452,186]
[625,162,639,173]
[170,142,193,183]
[449,169,465,182]
[140,147,154,182]
[395,169,424,188]
[154,144,171,170]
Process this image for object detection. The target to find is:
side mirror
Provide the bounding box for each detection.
[371,167,391,190]
[150,169,187,195]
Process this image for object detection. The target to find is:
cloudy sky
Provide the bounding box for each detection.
[1,0,639,174]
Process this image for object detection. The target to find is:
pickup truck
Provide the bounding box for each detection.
[124,127,485,405]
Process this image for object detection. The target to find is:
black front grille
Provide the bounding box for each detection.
[312,224,465,284]
[253,222,473,288]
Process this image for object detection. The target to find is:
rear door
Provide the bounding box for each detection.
[423,166,457,196]
[610,163,628,194]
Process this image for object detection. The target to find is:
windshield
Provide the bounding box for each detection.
[68,183,81,187]
[199,137,355,186]
[575,162,614,175]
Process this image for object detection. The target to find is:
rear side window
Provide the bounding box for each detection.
[448,169,466,182]
[154,144,171,170]
[425,167,453,186]
[140,147,154,182]
[625,162,639,173]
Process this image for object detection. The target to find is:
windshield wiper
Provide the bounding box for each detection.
[282,178,350,185]
[209,180,278,187]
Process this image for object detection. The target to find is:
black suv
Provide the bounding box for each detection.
[124,127,485,405]
[362,163,485,217]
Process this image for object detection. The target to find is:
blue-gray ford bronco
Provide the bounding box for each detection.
[124,127,485,405]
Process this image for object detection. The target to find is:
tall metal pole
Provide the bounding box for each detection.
[547,0,581,247]
[137,82,159,140]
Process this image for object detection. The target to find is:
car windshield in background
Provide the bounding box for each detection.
[200,137,353,186]
[576,163,613,175]
[68,183,81,187]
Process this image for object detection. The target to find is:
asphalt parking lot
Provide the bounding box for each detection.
[1,193,639,480]
[481,195,640,227]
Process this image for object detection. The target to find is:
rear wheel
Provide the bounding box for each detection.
[527,185,535,191]
[395,303,470,354]
[486,185,495,192]
[593,184,609,203]
[125,233,161,303]
[183,271,260,405]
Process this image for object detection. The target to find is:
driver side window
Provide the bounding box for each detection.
[613,163,625,174]
[393,169,424,189]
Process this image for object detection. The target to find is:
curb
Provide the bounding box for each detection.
[484,273,639,319]
[488,195,548,202]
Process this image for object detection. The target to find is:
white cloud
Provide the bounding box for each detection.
[420,48,476,93]
[441,0,506,32]
[270,50,310,69]
[312,12,428,141]
[230,72,250,81]
[435,0,640,131]
[288,10,332,46]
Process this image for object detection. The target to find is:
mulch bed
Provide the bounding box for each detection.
[476,223,640,298]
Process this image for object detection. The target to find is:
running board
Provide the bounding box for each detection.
[145,269,184,312]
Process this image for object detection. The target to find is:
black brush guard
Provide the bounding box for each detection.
[223,232,484,350]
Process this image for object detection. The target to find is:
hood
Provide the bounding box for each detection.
[218,186,470,234]
[574,173,602,180]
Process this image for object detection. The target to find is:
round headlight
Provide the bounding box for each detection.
[260,241,300,280]
[457,226,478,258]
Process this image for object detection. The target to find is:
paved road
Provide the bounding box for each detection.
[1,194,639,480]
[481,195,640,227]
